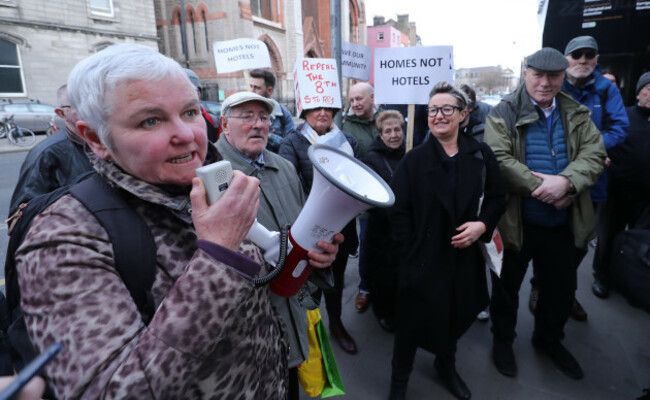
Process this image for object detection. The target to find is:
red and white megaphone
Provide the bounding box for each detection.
[196,144,395,297]
[269,144,395,296]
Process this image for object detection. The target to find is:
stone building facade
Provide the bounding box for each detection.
[155,0,367,112]
[0,0,157,105]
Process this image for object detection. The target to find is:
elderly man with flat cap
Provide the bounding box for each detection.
[484,48,605,380]
[216,91,341,400]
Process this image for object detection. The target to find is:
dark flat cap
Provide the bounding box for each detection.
[526,48,569,72]
[564,36,598,56]
[636,72,650,94]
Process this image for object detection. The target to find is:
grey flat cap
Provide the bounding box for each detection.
[221,91,274,115]
[526,48,569,72]
[564,36,598,55]
[636,72,650,94]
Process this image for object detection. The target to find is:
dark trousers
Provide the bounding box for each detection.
[288,367,299,400]
[491,224,577,343]
[530,203,598,289]
[391,330,457,382]
[391,299,458,381]
[321,248,350,320]
[358,218,370,292]
[593,184,648,284]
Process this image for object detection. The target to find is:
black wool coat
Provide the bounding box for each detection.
[363,136,405,318]
[389,132,506,353]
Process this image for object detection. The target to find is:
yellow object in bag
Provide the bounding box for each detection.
[297,309,326,397]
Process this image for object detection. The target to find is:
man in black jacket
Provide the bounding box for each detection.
[8,84,92,216]
[591,72,650,296]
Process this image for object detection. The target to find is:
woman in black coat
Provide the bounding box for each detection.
[278,107,361,355]
[362,110,406,332]
[388,82,506,400]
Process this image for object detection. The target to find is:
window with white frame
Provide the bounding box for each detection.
[251,0,273,21]
[89,0,114,17]
[377,32,384,41]
[0,38,25,96]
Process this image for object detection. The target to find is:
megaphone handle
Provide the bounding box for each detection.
[252,224,290,287]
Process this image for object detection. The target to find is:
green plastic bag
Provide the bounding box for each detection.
[298,310,326,396]
[315,318,346,397]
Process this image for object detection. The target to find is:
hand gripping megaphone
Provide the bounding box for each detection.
[196,144,395,297]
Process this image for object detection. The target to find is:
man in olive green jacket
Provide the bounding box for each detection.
[484,48,606,382]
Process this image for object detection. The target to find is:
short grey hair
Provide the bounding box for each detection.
[428,81,469,109]
[67,43,191,148]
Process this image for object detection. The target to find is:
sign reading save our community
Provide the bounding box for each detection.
[341,41,371,81]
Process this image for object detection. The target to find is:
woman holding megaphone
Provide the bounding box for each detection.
[279,106,361,355]
[388,82,506,400]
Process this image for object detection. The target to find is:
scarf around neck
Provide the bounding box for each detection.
[300,123,354,156]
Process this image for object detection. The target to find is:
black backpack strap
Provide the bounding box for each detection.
[69,174,157,325]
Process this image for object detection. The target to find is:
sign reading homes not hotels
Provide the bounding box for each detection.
[374,46,454,105]
[213,38,271,74]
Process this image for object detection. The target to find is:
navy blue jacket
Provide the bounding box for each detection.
[562,66,629,202]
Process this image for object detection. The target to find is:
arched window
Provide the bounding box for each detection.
[189,10,197,53]
[0,38,25,96]
[202,10,209,52]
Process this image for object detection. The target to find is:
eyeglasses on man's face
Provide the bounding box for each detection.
[229,112,271,126]
[427,105,462,118]
[570,49,597,60]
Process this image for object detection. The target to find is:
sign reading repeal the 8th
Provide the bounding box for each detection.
[293,58,342,116]
[213,38,271,74]
[374,46,454,105]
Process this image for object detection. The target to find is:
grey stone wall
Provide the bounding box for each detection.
[0,0,158,105]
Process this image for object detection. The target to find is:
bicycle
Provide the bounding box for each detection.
[0,115,36,147]
[46,115,58,136]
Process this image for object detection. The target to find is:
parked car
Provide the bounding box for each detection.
[201,101,222,117]
[0,102,62,134]
[480,95,502,107]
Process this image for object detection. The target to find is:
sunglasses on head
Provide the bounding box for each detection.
[570,49,597,60]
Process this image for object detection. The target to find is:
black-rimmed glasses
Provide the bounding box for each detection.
[427,105,462,118]
[570,49,597,60]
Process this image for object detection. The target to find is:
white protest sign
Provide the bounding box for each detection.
[374,46,454,105]
[293,58,342,116]
[341,41,371,81]
[213,38,271,74]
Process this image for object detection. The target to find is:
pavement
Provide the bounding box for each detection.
[309,248,650,400]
